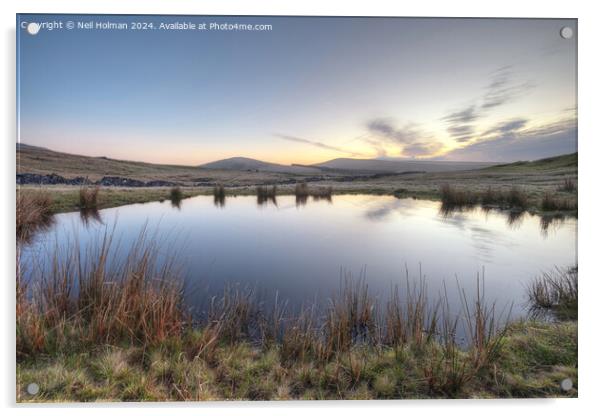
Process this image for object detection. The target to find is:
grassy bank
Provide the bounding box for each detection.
[17,320,576,401]
[18,181,577,216]
[18,186,208,214]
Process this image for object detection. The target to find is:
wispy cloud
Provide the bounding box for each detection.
[366,119,424,144]
[482,66,535,109]
[441,117,576,161]
[441,66,535,145]
[363,118,442,158]
[441,105,479,124]
[482,118,528,137]
[274,133,366,157]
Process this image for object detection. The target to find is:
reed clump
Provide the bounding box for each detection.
[16,190,54,243]
[442,185,528,210]
[557,178,576,192]
[256,185,277,205]
[528,266,577,320]
[295,183,333,205]
[17,228,186,359]
[440,184,478,207]
[169,186,183,202]
[213,184,226,207]
[78,186,100,209]
[541,193,577,211]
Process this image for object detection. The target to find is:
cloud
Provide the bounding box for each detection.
[441,105,479,123]
[274,133,366,157]
[441,67,535,146]
[482,118,528,137]
[364,118,442,158]
[481,67,535,109]
[403,142,444,157]
[442,106,478,144]
[366,118,423,144]
[446,126,474,143]
[441,117,576,162]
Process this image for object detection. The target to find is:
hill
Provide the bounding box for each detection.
[200,157,320,174]
[313,158,497,173]
[17,143,201,181]
[482,153,577,173]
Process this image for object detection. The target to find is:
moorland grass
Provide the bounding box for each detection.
[441,185,529,210]
[17,320,577,401]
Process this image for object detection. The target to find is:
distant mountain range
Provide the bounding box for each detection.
[17,142,498,175]
[311,158,497,173]
[200,156,497,174]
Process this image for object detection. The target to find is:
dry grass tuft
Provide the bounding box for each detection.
[17,227,186,359]
[528,266,577,320]
[79,186,100,209]
[16,190,54,243]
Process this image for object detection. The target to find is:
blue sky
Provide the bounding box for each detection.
[17,15,576,164]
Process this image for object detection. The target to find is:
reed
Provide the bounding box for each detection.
[256,185,277,205]
[79,186,100,209]
[557,178,576,192]
[17,227,186,358]
[295,183,333,205]
[440,184,478,207]
[17,222,517,399]
[505,186,528,210]
[443,185,527,210]
[213,184,226,207]
[16,190,54,243]
[528,266,577,320]
[541,192,577,211]
[169,186,183,201]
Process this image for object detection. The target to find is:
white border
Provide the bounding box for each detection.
[2,1,601,415]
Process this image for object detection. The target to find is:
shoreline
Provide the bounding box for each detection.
[17,184,577,217]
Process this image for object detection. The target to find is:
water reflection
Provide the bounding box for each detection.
[540,214,571,237]
[20,194,577,324]
[506,210,526,229]
[170,198,182,209]
[296,194,308,207]
[213,185,226,208]
[79,208,102,227]
[437,204,575,236]
[257,186,278,207]
[214,193,226,208]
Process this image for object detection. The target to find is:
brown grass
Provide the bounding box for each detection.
[557,178,576,192]
[16,190,54,243]
[213,184,226,207]
[256,185,277,205]
[440,184,478,207]
[442,185,528,210]
[295,183,333,205]
[541,193,577,211]
[78,186,99,209]
[17,227,185,359]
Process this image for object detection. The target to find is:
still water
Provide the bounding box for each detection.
[21,194,577,319]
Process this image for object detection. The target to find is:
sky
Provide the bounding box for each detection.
[17,15,577,165]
